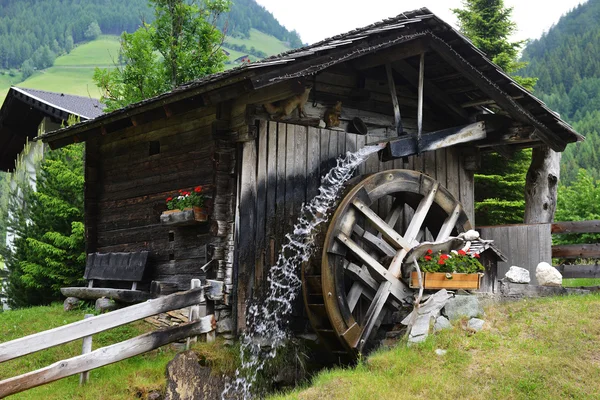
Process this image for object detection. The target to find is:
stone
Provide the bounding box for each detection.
[165,351,230,400]
[505,266,531,284]
[443,295,484,321]
[461,230,480,241]
[216,317,233,334]
[63,297,81,311]
[147,391,163,400]
[433,316,452,332]
[402,289,452,343]
[95,297,117,313]
[468,318,485,332]
[435,349,447,356]
[536,262,562,286]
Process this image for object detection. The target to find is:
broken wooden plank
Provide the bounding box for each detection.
[385,63,403,135]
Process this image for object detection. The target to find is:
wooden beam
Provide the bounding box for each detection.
[353,37,429,71]
[385,63,403,135]
[0,317,215,398]
[352,198,412,251]
[381,121,486,160]
[552,243,600,259]
[393,60,469,121]
[551,220,600,234]
[461,95,524,108]
[429,38,566,151]
[417,53,425,140]
[555,264,600,279]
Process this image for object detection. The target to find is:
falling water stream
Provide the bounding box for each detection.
[222,144,384,400]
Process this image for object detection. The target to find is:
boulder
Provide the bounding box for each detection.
[95,297,117,313]
[468,318,485,332]
[216,317,233,334]
[165,351,231,400]
[505,266,531,284]
[443,295,484,321]
[63,297,81,311]
[433,316,452,332]
[536,262,562,286]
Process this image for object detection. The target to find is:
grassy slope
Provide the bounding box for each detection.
[274,293,600,400]
[0,303,178,399]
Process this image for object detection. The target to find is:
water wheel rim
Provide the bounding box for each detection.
[320,169,472,354]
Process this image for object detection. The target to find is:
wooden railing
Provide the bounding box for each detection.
[0,280,215,398]
[552,220,600,279]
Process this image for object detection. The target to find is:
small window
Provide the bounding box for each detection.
[169,232,175,242]
[149,141,160,156]
[169,252,175,261]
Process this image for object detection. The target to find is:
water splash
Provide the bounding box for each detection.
[222,144,384,399]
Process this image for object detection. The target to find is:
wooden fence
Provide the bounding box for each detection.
[0,281,215,398]
[479,220,600,286]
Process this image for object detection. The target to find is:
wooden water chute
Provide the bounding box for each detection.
[302,169,472,357]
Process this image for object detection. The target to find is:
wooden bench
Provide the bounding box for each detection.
[61,251,154,303]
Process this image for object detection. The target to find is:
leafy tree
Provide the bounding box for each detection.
[21,59,34,79]
[94,0,230,111]
[84,21,102,40]
[452,0,536,91]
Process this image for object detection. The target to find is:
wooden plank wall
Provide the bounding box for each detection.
[236,121,475,310]
[478,223,552,286]
[91,106,218,290]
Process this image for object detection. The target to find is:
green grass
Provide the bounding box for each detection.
[563,278,600,287]
[273,293,600,400]
[0,71,24,105]
[0,303,178,399]
[225,28,292,58]
[18,67,106,99]
[54,35,121,66]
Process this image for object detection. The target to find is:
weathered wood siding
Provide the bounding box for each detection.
[88,107,218,290]
[478,223,552,286]
[235,120,475,327]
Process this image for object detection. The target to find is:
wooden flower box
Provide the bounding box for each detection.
[409,272,483,290]
[160,206,208,226]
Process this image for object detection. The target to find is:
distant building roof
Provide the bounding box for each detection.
[0,87,105,171]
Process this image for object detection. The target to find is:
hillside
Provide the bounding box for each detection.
[519,0,600,186]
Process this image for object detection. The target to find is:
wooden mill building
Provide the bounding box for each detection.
[38,8,582,334]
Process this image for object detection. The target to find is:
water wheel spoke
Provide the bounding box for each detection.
[345,262,401,310]
[356,281,392,351]
[381,199,404,235]
[337,232,390,281]
[346,282,363,311]
[352,225,395,257]
[404,182,440,242]
[436,203,461,242]
[351,198,412,251]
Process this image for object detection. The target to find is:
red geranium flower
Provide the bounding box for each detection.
[166,197,172,202]
[438,259,445,265]
[458,249,467,256]
[427,249,433,255]
[474,253,480,259]
[195,186,202,193]
[439,254,449,260]
[425,255,432,261]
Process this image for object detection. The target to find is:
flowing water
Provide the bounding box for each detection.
[222,144,384,400]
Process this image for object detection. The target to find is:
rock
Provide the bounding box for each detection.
[435,349,447,356]
[468,318,485,332]
[505,266,531,284]
[536,262,562,286]
[433,316,452,332]
[165,351,230,400]
[95,297,117,313]
[443,295,484,321]
[461,230,480,241]
[216,317,233,333]
[402,289,452,343]
[63,297,81,311]
[147,391,163,400]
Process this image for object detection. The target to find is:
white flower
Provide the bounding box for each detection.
[451,250,459,255]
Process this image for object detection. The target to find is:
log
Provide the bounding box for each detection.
[555,264,600,279]
[552,243,600,259]
[551,220,600,234]
[524,146,561,224]
[59,287,154,303]
[0,317,215,398]
[0,288,205,363]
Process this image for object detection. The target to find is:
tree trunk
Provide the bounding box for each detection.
[524,146,561,223]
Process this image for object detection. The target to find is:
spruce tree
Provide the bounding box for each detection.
[453,0,536,225]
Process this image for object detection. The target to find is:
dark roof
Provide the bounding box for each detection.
[15,87,105,119]
[38,8,583,150]
[0,87,105,171]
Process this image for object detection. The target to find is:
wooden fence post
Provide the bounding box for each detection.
[186,279,203,350]
[79,314,93,385]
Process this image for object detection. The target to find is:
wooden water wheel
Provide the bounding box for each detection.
[302,169,472,359]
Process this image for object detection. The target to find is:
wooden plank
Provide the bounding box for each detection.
[552,244,600,259]
[436,203,461,241]
[459,154,475,224]
[319,128,331,173]
[351,198,412,251]
[552,220,600,234]
[0,317,215,398]
[356,135,366,176]
[275,123,287,253]
[59,287,153,303]
[423,150,436,179]
[295,125,307,217]
[0,288,206,363]
[285,123,297,234]
[514,225,531,282]
[385,63,402,135]
[357,281,391,351]
[79,314,93,385]
[417,53,425,138]
[265,121,278,267]
[445,147,460,201]
[255,121,268,287]
[555,264,600,279]
[435,148,447,188]
[307,126,320,200]
[328,127,339,164]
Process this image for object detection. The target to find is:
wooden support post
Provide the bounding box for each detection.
[79,314,93,385]
[385,63,403,136]
[417,53,425,146]
[186,279,203,350]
